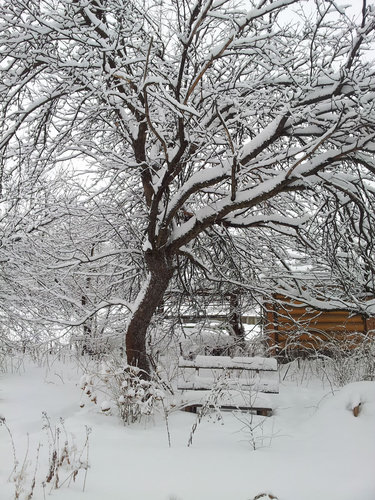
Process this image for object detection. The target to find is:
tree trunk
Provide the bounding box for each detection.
[228,290,245,351]
[81,245,96,356]
[125,250,174,375]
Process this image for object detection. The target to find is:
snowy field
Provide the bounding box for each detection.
[0,354,374,500]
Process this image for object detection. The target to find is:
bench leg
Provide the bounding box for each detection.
[257,408,272,417]
[183,405,199,414]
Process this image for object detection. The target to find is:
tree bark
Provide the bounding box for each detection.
[81,244,96,356]
[228,290,245,350]
[125,249,174,375]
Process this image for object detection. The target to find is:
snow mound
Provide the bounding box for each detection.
[318,381,375,418]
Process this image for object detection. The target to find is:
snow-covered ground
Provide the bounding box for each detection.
[0,355,374,500]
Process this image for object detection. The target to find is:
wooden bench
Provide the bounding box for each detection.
[178,355,279,416]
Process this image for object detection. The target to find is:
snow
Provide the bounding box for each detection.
[192,355,232,368]
[0,356,375,500]
[179,355,277,371]
[177,355,279,394]
[177,377,279,395]
[232,356,278,371]
[240,114,286,161]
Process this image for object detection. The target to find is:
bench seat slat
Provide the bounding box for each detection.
[183,404,273,416]
[178,356,278,371]
[177,378,279,393]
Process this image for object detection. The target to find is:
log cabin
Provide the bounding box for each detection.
[263,294,375,358]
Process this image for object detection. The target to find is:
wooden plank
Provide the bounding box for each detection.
[274,313,365,324]
[275,331,365,341]
[164,314,260,324]
[275,324,365,333]
[274,311,364,320]
[241,315,260,325]
[177,363,278,372]
[182,404,272,416]
[276,314,364,324]
[178,356,278,371]
[274,338,365,350]
[177,378,279,393]
[366,317,375,332]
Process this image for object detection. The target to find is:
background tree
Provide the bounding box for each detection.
[1,0,375,373]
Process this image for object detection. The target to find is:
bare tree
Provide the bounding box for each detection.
[1,0,375,373]
[0,184,144,349]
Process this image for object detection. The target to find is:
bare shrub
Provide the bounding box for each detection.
[80,358,166,425]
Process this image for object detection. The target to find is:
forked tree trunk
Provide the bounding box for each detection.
[125,249,174,375]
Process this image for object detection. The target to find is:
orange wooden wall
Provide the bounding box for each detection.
[263,294,373,355]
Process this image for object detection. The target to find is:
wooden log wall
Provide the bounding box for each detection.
[264,294,373,356]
